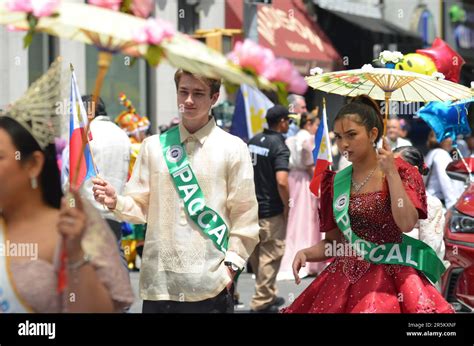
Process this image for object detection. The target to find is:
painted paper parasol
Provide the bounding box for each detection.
[306,66,473,134]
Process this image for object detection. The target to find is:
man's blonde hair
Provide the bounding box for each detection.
[174,69,221,96]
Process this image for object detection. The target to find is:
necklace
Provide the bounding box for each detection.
[352,167,376,193]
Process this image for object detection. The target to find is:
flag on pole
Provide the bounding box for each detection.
[310,98,333,197]
[230,84,274,141]
[69,70,95,190]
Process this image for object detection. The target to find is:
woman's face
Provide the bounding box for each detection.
[307,118,320,135]
[0,129,35,208]
[440,137,453,152]
[333,116,376,163]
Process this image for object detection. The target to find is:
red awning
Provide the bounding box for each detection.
[257,0,341,74]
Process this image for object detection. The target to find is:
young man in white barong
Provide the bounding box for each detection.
[92,70,259,313]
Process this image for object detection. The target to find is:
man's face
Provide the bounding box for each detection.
[467,137,474,150]
[293,98,307,114]
[386,119,401,142]
[177,74,219,121]
[280,117,290,134]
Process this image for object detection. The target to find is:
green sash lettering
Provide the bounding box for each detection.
[161,126,229,253]
[333,165,446,283]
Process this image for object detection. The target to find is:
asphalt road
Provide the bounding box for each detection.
[127,271,314,313]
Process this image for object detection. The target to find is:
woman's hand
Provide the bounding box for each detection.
[292,250,307,285]
[377,137,397,176]
[57,189,87,260]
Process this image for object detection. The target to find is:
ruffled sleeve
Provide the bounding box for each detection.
[395,157,428,220]
[318,170,337,232]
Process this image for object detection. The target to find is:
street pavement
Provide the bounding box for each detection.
[128,271,314,313]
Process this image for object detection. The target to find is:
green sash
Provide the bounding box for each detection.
[160,126,229,253]
[332,165,446,283]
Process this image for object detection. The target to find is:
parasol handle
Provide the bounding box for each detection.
[383,92,392,137]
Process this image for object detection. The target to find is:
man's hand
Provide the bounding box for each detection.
[92,177,118,210]
[226,266,237,292]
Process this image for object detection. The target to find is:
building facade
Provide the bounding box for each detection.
[0,0,228,133]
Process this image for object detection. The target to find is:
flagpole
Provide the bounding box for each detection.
[70,64,99,190]
[323,97,333,171]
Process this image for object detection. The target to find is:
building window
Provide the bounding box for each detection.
[86,47,148,121]
[418,10,436,46]
[411,6,437,47]
[178,0,199,34]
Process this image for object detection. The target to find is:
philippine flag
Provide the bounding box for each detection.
[309,99,333,197]
[69,70,95,190]
[230,84,274,142]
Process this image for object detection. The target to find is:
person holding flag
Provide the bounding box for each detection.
[282,96,453,313]
[61,66,131,247]
[92,69,259,313]
[0,60,133,313]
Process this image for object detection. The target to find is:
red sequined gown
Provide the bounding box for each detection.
[282,158,454,313]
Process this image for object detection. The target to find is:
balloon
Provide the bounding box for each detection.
[449,4,466,23]
[395,53,438,76]
[416,37,465,83]
[417,98,473,145]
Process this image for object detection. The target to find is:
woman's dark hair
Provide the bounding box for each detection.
[299,112,318,129]
[393,146,429,176]
[0,116,63,209]
[427,130,440,150]
[335,95,384,142]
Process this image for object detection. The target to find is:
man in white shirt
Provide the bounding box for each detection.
[386,118,412,150]
[286,94,307,138]
[425,143,465,210]
[92,70,259,313]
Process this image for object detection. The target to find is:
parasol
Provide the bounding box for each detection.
[306,66,473,134]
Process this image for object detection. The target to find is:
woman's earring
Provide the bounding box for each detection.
[31,177,38,189]
[372,141,377,149]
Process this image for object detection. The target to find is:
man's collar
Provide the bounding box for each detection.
[264,128,281,135]
[179,117,216,144]
[94,115,111,122]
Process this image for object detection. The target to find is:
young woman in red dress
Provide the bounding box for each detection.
[282,96,453,313]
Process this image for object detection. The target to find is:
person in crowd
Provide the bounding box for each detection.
[425,131,465,210]
[282,97,453,313]
[92,69,259,313]
[0,61,133,313]
[385,118,412,150]
[394,147,449,266]
[115,93,151,269]
[247,105,290,312]
[466,135,474,157]
[278,111,323,281]
[62,95,131,243]
[399,118,410,140]
[286,94,307,138]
